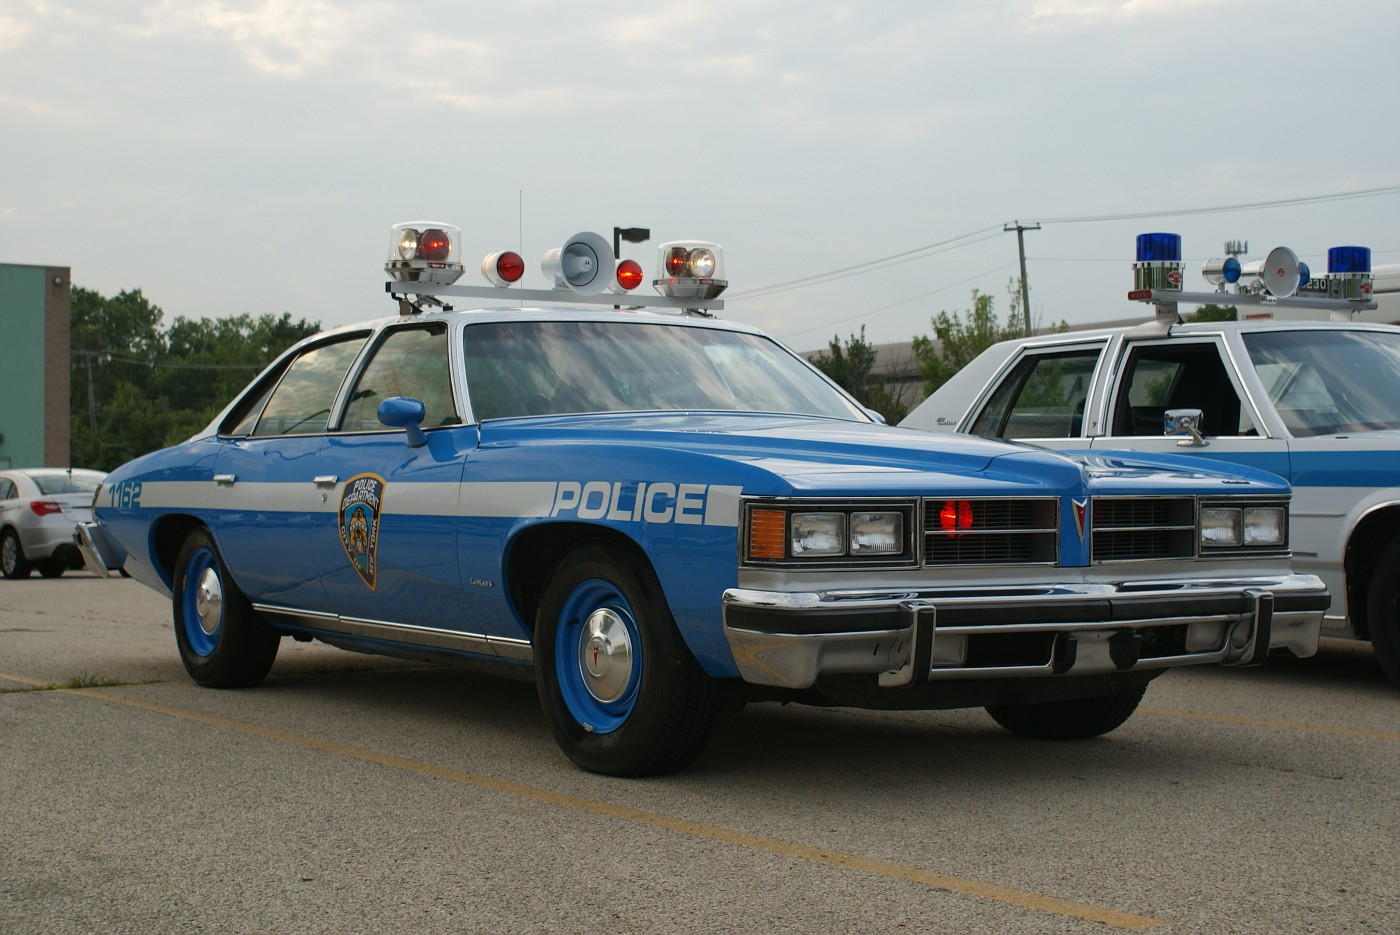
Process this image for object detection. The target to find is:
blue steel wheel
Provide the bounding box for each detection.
[172,528,279,688]
[534,543,720,777]
[554,579,643,735]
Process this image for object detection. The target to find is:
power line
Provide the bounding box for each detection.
[1038,184,1400,225]
[730,184,1400,303]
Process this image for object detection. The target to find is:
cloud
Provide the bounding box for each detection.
[140,0,384,77]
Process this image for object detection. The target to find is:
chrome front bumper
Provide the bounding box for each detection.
[74,521,126,578]
[721,574,1328,690]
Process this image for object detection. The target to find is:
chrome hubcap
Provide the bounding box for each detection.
[194,567,223,636]
[579,608,633,704]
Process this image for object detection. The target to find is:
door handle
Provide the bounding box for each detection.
[314,475,340,488]
[213,474,236,486]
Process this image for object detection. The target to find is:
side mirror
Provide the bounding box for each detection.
[1164,408,1207,447]
[377,396,428,448]
[864,407,887,425]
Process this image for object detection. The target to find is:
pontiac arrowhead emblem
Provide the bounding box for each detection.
[1073,498,1088,543]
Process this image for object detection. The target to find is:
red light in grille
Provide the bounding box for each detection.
[939,500,974,537]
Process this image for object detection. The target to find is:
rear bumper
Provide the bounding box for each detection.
[74,521,126,578]
[721,574,1328,690]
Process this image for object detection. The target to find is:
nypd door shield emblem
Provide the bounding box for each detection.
[339,473,385,589]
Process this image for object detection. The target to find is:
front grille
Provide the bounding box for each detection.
[922,497,1058,566]
[1091,497,1196,562]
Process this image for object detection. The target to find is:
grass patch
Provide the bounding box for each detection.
[0,672,147,694]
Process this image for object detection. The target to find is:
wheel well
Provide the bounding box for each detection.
[151,514,206,584]
[505,523,658,634]
[1346,506,1400,640]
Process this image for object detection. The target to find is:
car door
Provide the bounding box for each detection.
[1085,335,1292,481]
[311,321,483,635]
[209,332,369,610]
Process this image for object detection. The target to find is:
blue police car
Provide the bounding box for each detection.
[77,224,1329,775]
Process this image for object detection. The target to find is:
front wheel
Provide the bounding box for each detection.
[1,529,33,579]
[1366,537,1400,686]
[534,543,720,776]
[986,684,1147,740]
[172,528,280,687]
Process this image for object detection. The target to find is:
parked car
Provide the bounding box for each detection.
[76,224,1328,775]
[902,316,1400,684]
[1,467,106,578]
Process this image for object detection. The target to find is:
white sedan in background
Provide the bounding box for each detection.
[0,467,106,578]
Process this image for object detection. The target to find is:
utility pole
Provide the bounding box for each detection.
[1005,221,1040,334]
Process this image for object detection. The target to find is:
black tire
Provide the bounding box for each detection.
[534,542,720,777]
[37,561,66,578]
[986,684,1147,740]
[1366,537,1400,686]
[1,528,33,579]
[172,528,280,688]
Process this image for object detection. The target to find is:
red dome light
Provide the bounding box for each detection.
[616,259,644,291]
[419,228,452,261]
[495,251,525,282]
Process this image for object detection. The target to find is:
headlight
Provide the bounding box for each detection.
[1242,506,1286,547]
[1200,507,1242,547]
[1199,501,1288,552]
[743,502,914,565]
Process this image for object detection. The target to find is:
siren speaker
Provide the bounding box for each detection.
[541,231,615,295]
[1240,246,1300,298]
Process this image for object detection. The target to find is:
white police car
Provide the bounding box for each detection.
[78,224,1329,775]
[904,233,1400,685]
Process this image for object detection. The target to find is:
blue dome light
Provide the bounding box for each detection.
[1222,256,1241,283]
[1328,246,1371,274]
[1136,233,1181,263]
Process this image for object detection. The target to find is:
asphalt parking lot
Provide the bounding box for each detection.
[3,574,1397,934]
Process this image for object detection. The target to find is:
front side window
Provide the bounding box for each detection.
[970,349,1100,438]
[241,336,368,437]
[1111,342,1255,437]
[461,320,867,422]
[340,324,457,432]
[1244,329,1400,437]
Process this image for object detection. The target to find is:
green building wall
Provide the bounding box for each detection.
[0,263,71,469]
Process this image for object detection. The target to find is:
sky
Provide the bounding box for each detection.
[2,0,1398,352]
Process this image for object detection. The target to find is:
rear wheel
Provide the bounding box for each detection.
[172,528,280,687]
[1,529,32,579]
[986,684,1147,740]
[534,543,720,776]
[1366,537,1400,686]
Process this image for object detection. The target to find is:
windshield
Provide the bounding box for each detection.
[1243,328,1400,437]
[462,320,867,422]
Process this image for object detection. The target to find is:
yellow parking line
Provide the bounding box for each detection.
[1142,707,1400,741]
[34,683,1165,931]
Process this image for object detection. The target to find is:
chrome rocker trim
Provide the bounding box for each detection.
[251,603,535,663]
[721,574,1327,690]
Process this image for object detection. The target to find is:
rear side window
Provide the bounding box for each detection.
[970,349,1100,439]
[222,335,368,437]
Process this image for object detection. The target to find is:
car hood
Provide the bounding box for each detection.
[477,412,1291,498]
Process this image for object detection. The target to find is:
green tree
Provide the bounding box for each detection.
[69,288,320,470]
[912,286,1067,396]
[810,325,912,423]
